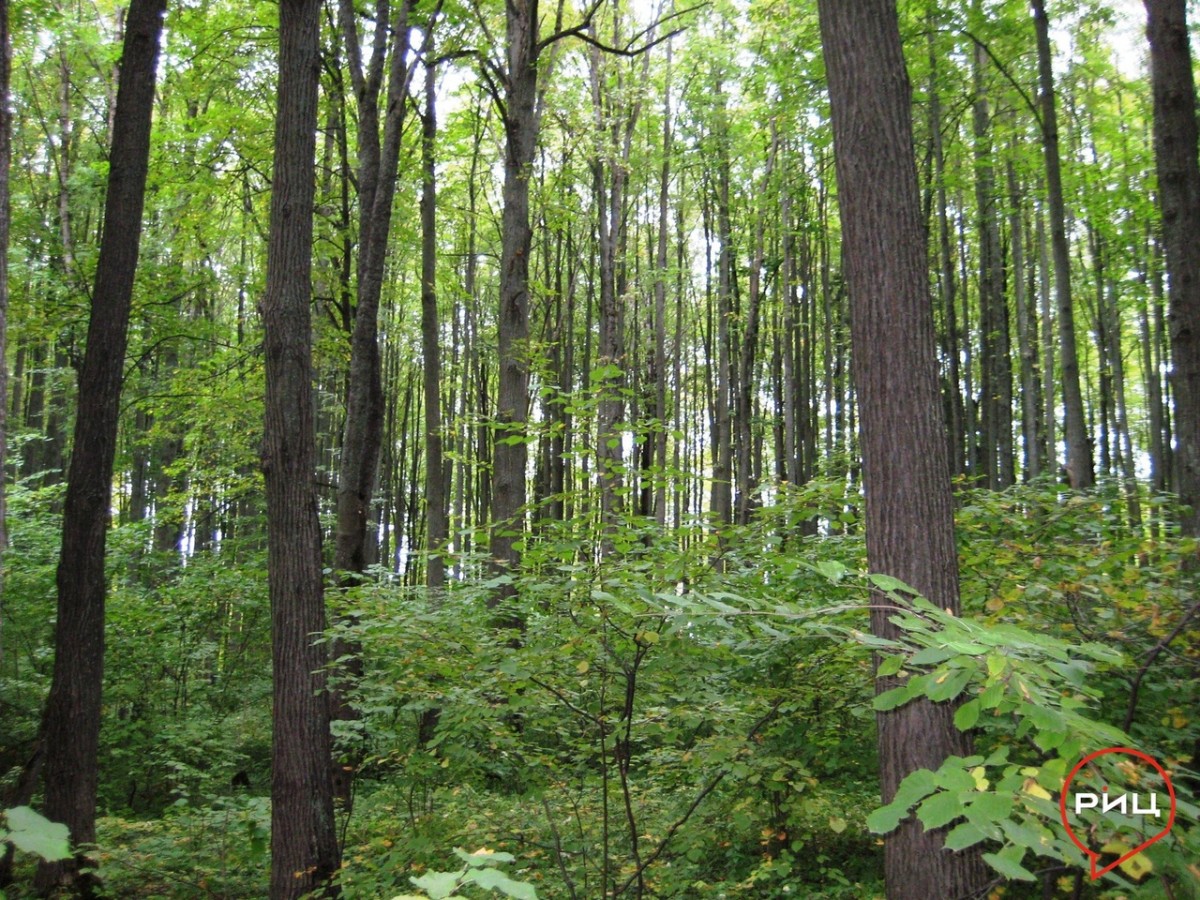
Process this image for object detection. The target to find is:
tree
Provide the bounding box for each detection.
[0,0,10,633]
[1144,0,1200,536]
[1032,0,1092,488]
[35,0,165,891]
[260,0,340,892]
[816,1,987,897]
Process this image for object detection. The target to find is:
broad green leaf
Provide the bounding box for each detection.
[873,684,913,711]
[916,790,962,830]
[954,698,981,731]
[2,807,70,862]
[876,654,905,677]
[455,847,516,867]
[982,846,1036,882]
[910,646,958,666]
[943,821,987,851]
[466,867,539,898]
[411,870,462,899]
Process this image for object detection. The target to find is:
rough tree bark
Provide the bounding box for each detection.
[1144,0,1200,535]
[817,1,987,897]
[260,0,341,893]
[1032,0,1092,488]
[35,0,165,892]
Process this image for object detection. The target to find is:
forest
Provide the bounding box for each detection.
[1,0,1199,896]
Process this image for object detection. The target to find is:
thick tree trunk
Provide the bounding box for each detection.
[1032,0,1092,488]
[817,2,987,897]
[1144,0,1200,535]
[35,0,164,891]
[260,0,341,893]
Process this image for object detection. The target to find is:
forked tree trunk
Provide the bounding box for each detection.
[260,0,341,893]
[35,0,164,892]
[816,2,987,897]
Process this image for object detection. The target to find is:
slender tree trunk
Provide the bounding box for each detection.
[652,37,672,527]
[817,2,987,896]
[421,32,447,594]
[1144,0,1200,534]
[1008,158,1042,479]
[928,26,965,480]
[710,86,734,532]
[0,0,9,649]
[972,38,1013,489]
[261,0,341,892]
[1037,190,1057,474]
[36,0,164,892]
[1032,0,1092,488]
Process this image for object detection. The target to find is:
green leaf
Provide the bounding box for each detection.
[866,802,907,835]
[966,791,1013,824]
[2,807,70,862]
[910,646,958,666]
[943,821,987,851]
[868,573,916,594]
[876,654,905,677]
[916,791,963,830]
[465,867,539,899]
[873,684,914,711]
[926,666,973,703]
[455,848,517,867]
[411,870,463,899]
[954,699,981,731]
[982,846,1036,882]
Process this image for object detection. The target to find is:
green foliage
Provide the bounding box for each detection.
[0,807,71,863]
[397,848,539,899]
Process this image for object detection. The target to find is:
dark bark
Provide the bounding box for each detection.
[421,31,447,594]
[816,2,987,897]
[489,0,539,611]
[1008,158,1042,480]
[35,0,165,891]
[1032,0,1092,488]
[971,38,1013,489]
[0,0,9,570]
[709,87,733,531]
[1144,0,1200,534]
[260,0,341,893]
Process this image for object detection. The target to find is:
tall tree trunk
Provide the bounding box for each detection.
[261,0,341,892]
[710,85,734,532]
[1144,0,1200,535]
[329,0,414,801]
[928,25,965,480]
[0,0,9,654]
[1008,158,1042,480]
[817,2,987,897]
[971,37,1013,489]
[36,0,165,891]
[489,0,539,613]
[1032,0,1092,488]
[652,37,672,527]
[421,31,447,594]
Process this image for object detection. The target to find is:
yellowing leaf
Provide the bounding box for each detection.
[971,767,989,791]
[577,660,589,674]
[829,816,848,834]
[1022,779,1051,801]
